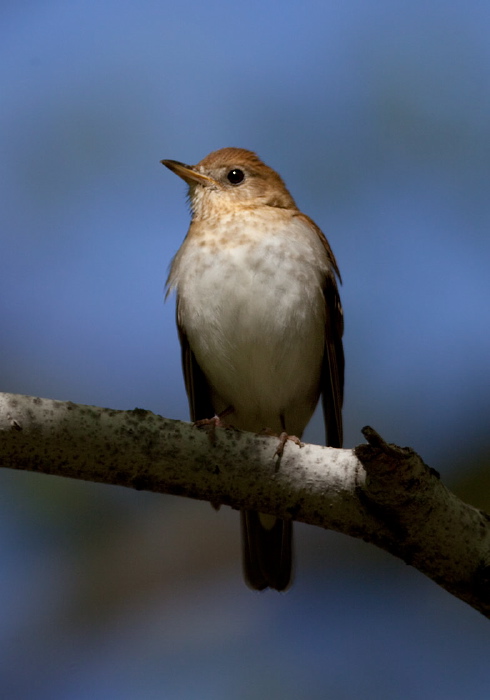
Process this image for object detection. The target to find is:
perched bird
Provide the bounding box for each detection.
[162,147,344,591]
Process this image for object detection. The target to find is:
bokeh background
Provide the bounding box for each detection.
[1,1,490,698]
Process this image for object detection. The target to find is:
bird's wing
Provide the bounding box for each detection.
[176,296,215,422]
[296,213,344,448]
[321,272,344,448]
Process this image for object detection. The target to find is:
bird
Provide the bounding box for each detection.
[161,147,344,591]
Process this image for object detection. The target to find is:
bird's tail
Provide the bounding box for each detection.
[241,510,293,591]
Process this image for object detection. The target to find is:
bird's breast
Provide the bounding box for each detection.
[171,210,330,433]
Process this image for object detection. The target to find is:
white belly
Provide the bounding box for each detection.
[173,214,329,435]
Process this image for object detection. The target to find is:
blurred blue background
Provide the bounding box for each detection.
[1,1,490,697]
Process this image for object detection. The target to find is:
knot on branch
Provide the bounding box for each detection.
[355,426,439,508]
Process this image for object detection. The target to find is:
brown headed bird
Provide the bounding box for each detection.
[162,147,344,590]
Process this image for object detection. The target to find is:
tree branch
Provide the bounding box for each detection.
[1,392,489,616]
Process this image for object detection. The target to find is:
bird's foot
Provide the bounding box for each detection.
[275,432,303,458]
[261,428,304,458]
[194,406,234,445]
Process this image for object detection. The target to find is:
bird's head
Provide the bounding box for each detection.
[161,147,297,219]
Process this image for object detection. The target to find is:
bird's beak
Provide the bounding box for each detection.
[161,159,218,187]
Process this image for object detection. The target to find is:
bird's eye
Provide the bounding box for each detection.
[227,168,245,185]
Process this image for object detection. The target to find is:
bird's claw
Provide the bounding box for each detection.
[261,428,303,457]
[194,407,234,444]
